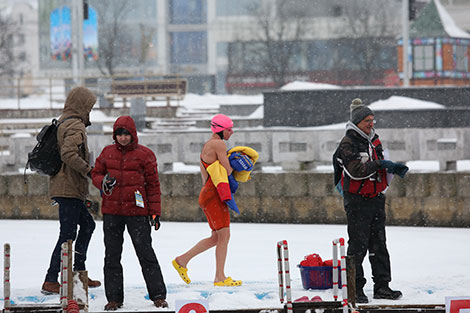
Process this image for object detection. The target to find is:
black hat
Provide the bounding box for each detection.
[350,98,374,125]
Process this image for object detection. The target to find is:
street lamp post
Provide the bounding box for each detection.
[71,0,84,86]
[402,0,410,87]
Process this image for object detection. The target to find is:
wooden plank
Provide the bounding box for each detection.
[7,304,62,313]
[346,255,356,307]
[67,240,73,301]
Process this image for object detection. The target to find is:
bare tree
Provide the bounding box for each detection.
[338,0,400,84]
[0,9,18,78]
[91,0,132,76]
[250,0,308,89]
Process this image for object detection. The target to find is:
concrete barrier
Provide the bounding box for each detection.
[2,128,470,173]
[2,172,470,227]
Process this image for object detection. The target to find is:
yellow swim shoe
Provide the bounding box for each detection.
[172,259,191,284]
[213,277,242,287]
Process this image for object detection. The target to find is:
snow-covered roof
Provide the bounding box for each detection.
[410,0,470,39]
[434,0,470,38]
[279,81,341,91]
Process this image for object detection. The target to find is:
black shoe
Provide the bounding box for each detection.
[356,289,369,304]
[374,285,402,300]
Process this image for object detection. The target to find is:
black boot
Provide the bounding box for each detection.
[356,288,369,304]
[374,284,402,300]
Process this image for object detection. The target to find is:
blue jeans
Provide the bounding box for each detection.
[45,197,96,283]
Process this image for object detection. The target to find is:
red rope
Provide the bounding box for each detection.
[67,299,80,313]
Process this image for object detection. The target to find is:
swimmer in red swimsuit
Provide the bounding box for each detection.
[172,114,242,287]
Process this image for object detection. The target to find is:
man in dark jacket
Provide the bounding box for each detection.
[42,86,101,294]
[337,98,408,303]
[91,116,167,311]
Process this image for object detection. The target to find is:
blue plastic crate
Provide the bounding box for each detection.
[298,265,342,290]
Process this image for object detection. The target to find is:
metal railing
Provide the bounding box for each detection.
[0,74,186,109]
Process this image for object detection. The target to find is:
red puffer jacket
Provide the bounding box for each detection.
[92,116,161,216]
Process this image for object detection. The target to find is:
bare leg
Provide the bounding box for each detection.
[214,227,230,283]
[175,230,218,268]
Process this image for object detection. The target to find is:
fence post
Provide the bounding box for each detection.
[4,243,11,313]
[276,240,293,313]
[333,237,348,313]
[60,241,68,308]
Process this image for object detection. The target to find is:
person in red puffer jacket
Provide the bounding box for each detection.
[91,116,167,311]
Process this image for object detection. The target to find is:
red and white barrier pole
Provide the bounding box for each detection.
[277,240,293,313]
[60,242,68,308]
[4,243,11,313]
[333,238,348,313]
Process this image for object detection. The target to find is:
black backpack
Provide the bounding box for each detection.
[26,119,63,176]
[333,133,352,188]
[332,144,343,187]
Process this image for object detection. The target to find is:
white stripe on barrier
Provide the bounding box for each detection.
[277,240,293,313]
[60,242,68,308]
[333,238,348,313]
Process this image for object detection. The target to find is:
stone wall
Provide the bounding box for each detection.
[1,172,470,227]
[4,128,470,174]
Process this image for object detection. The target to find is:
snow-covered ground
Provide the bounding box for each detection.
[1,220,469,312]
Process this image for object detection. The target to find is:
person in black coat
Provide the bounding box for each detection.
[337,98,408,303]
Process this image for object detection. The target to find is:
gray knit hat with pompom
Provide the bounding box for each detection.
[350,98,374,125]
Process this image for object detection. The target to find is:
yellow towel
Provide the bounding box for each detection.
[206,160,231,201]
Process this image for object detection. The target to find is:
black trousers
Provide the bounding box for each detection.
[344,192,392,290]
[103,214,166,303]
[45,197,96,282]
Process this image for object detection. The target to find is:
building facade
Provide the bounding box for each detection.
[12,0,470,94]
[397,0,470,86]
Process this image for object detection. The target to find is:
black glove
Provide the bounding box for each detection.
[394,163,409,178]
[149,215,161,231]
[102,173,116,194]
[380,160,409,178]
[379,160,396,172]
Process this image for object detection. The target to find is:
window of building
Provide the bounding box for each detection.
[216,0,258,16]
[127,0,157,20]
[242,42,268,73]
[454,45,468,72]
[170,32,207,64]
[307,40,335,70]
[169,0,206,24]
[413,45,434,71]
[288,42,307,72]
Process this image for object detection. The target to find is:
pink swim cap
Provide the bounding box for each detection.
[210,114,233,133]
